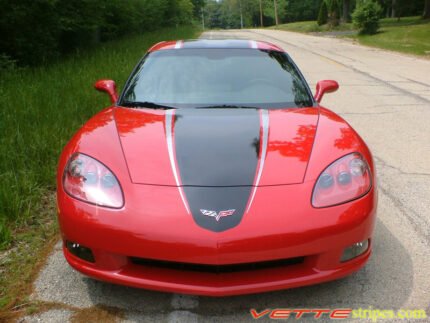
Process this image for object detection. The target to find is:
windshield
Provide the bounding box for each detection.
[120,49,314,109]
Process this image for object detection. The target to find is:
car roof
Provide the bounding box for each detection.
[148,39,284,53]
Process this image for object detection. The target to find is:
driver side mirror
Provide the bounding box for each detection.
[314,80,339,103]
[94,79,118,104]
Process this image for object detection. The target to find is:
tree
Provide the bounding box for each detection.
[342,0,352,22]
[260,0,264,26]
[318,1,329,25]
[0,0,61,65]
[205,0,223,28]
[391,0,396,18]
[329,0,340,27]
[285,0,321,23]
[0,0,197,67]
[164,0,194,26]
[191,0,206,18]
[424,0,430,18]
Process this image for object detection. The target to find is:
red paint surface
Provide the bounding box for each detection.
[57,105,377,296]
[57,42,377,296]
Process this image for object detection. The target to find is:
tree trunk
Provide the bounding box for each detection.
[342,0,351,23]
[259,0,264,27]
[424,0,430,19]
[391,0,396,18]
[273,0,279,25]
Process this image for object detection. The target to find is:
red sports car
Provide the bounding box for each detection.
[57,39,377,296]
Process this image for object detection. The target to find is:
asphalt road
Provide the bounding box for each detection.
[23,30,430,323]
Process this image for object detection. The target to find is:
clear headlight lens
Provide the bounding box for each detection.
[312,153,371,208]
[63,153,124,208]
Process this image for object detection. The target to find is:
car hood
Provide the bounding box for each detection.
[114,107,319,187]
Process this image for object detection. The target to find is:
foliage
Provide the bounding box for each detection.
[0,54,16,72]
[318,1,329,25]
[206,0,249,29]
[376,0,426,19]
[204,0,290,29]
[200,0,429,28]
[273,16,430,56]
[285,0,321,23]
[0,0,61,66]
[0,0,195,67]
[341,0,353,22]
[425,0,430,18]
[205,0,223,28]
[191,0,206,17]
[272,19,354,31]
[352,0,382,34]
[0,26,199,249]
[355,16,430,55]
[328,0,341,26]
[164,0,195,26]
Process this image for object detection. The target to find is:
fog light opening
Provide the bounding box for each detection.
[66,241,95,263]
[340,239,369,262]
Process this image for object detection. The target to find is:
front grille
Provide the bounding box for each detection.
[130,256,304,274]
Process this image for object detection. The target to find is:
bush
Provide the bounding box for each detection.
[352,0,382,34]
[317,1,328,26]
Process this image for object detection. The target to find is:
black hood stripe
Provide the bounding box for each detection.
[166,108,266,232]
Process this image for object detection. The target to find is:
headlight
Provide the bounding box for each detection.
[63,153,124,208]
[312,153,371,208]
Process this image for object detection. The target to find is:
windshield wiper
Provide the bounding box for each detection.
[195,105,258,110]
[121,101,176,110]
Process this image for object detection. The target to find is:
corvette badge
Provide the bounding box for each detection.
[200,209,236,221]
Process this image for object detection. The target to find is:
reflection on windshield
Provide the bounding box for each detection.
[120,49,314,109]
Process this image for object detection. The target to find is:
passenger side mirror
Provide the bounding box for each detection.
[314,80,339,103]
[94,79,118,104]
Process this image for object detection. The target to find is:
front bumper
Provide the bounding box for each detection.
[64,240,371,296]
[58,182,377,296]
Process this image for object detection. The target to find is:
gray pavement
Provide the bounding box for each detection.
[27,30,430,322]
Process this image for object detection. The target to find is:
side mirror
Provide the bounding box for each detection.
[314,80,339,103]
[94,79,118,104]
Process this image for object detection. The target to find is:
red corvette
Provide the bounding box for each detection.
[57,39,377,296]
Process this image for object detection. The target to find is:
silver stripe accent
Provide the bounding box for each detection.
[175,40,182,49]
[165,110,190,214]
[250,40,258,49]
[246,109,269,213]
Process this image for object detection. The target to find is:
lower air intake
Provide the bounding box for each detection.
[130,256,304,274]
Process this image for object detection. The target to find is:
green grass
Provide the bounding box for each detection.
[271,20,354,33]
[0,25,199,249]
[270,16,430,57]
[0,25,200,314]
[0,193,58,317]
[355,17,430,56]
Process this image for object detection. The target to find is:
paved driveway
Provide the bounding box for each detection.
[24,30,430,322]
